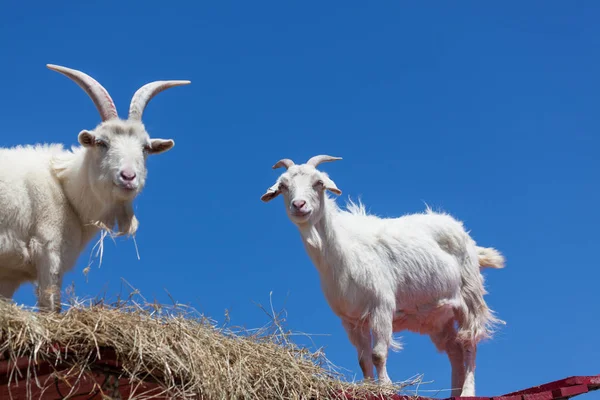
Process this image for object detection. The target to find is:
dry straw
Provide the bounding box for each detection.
[0,294,420,399]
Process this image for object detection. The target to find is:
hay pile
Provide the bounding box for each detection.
[0,298,414,399]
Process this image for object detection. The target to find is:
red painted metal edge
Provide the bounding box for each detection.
[491,395,521,400]
[0,350,598,400]
[565,376,600,388]
[552,385,589,398]
[505,375,600,396]
[522,391,555,400]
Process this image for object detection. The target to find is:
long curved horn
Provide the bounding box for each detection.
[306,155,342,168]
[272,159,295,170]
[47,64,118,121]
[128,80,191,120]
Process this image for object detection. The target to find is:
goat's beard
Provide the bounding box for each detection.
[96,201,139,237]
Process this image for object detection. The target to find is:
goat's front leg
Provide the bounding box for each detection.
[342,319,374,380]
[36,250,63,313]
[370,306,394,384]
[461,342,477,396]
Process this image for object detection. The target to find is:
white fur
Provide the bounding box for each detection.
[262,161,505,396]
[0,119,174,312]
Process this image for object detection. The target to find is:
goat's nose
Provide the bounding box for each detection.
[120,169,136,182]
[292,200,306,210]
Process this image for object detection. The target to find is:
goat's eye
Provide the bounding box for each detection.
[314,179,324,187]
[279,183,289,190]
[95,139,108,148]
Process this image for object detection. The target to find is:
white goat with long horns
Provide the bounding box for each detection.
[260,155,504,397]
[0,64,190,312]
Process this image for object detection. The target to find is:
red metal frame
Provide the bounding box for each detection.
[0,350,598,399]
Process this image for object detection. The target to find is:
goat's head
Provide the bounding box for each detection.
[261,155,342,225]
[47,64,189,202]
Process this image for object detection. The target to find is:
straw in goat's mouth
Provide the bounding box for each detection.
[84,222,141,279]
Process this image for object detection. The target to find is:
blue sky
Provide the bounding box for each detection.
[1,1,599,397]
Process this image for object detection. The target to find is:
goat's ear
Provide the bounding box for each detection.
[148,138,175,155]
[78,130,96,147]
[323,176,342,196]
[261,183,281,203]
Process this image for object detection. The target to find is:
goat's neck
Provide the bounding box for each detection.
[59,152,107,228]
[58,150,139,241]
[299,197,343,275]
[55,149,131,247]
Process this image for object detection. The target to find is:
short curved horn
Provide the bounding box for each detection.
[272,159,295,170]
[47,64,118,121]
[128,80,191,120]
[306,155,342,168]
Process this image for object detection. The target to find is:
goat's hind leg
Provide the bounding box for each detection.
[454,306,478,396]
[430,322,465,397]
[461,342,477,396]
[342,319,374,381]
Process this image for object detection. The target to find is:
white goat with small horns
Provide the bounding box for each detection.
[261,155,504,397]
[0,64,189,312]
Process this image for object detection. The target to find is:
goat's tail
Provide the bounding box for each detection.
[477,246,505,270]
[389,335,403,352]
[455,244,505,345]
